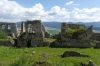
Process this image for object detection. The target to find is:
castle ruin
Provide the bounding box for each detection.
[0,20,100,48]
[51,22,93,48]
[0,22,18,38]
[17,20,50,47]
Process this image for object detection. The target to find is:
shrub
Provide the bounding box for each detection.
[0,30,7,39]
[66,24,86,39]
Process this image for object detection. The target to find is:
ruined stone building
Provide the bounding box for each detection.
[51,22,93,48]
[90,33,100,48]
[17,20,50,47]
[91,33,100,41]
[0,22,18,38]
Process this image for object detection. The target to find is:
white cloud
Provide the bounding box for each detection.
[66,1,80,6]
[69,7,100,22]
[0,0,100,22]
[66,1,74,6]
[0,0,53,22]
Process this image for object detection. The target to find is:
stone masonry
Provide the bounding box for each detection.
[17,20,50,47]
[0,22,18,38]
[50,22,93,48]
[91,33,100,41]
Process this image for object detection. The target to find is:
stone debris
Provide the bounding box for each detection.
[61,51,89,58]
[80,60,95,66]
[32,51,35,54]
[95,41,100,48]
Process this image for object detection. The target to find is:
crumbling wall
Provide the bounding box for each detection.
[51,39,91,48]
[0,40,14,46]
[91,33,100,41]
[78,25,93,40]
[0,22,18,38]
[51,22,93,48]
[17,20,45,47]
[42,25,51,38]
[60,22,68,41]
[95,41,100,48]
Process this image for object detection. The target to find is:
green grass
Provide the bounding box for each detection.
[44,38,56,42]
[48,30,60,35]
[0,46,100,66]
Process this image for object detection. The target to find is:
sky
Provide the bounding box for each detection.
[1,0,100,22]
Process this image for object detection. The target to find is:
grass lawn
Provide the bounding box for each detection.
[0,46,100,66]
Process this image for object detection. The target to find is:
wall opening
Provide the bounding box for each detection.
[27,39,31,47]
[8,25,11,29]
[2,25,5,29]
[28,24,32,33]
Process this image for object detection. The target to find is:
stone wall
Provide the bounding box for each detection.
[0,22,18,38]
[0,40,14,46]
[95,41,100,48]
[91,33,100,41]
[60,22,68,41]
[51,39,91,48]
[65,39,91,48]
[78,25,93,40]
[42,25,51,38]
[17,20,45,47]
[51,22,93,48]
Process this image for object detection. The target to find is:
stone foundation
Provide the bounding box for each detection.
[95,41,100,48]
[0,40,14,46]
[50,39,91,48]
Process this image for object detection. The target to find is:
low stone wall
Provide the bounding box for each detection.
[91,33,100,41]
[43,41,50,46]
[95,41,100,48]
[0,40,14,46]
[66,40,91,48]
[50,39,92,48]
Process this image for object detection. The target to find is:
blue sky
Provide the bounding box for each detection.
[1,0,100,22]
[12,0,100,10]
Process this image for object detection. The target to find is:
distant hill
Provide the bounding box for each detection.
[43,22,100,28]
[76,22,100,27]
[42,22,61,29]
[17,22,100,31]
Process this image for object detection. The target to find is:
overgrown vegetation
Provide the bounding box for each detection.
[0,30,7,39]
[47,30,60,35]
[66,24,86,39]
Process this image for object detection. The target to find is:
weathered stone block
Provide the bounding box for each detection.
[43,41,50,46]
[0,40,14,46]
[95,41,100,48]
[62,51,89,58]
